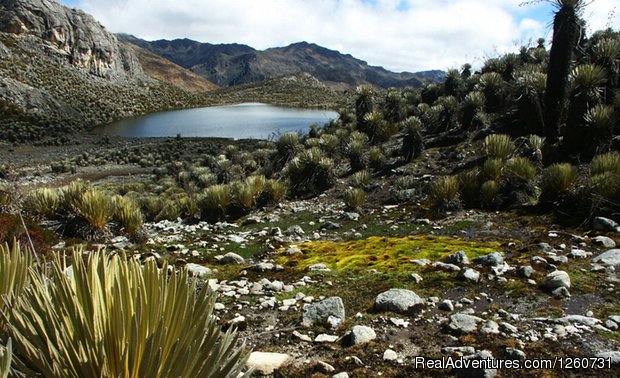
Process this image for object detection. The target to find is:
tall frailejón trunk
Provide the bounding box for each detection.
[544,2,581,143]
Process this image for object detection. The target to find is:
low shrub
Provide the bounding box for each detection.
[484,134,514,160]
[482,158,504,181]
[541,163,577,201]
[264,179,288,203]
[591,152,620,175]
[400,116,424,162]
[112,196,144,237]
[505,157,537,183]
[24,188,61,219]
[199,184,232,220]
[284,147,335,196]
[429,176,461,210]
[350,170,371,189]
[480,180,501,209]
[458,168,481,207]
[74,189,115,239]
[343,188,365,210]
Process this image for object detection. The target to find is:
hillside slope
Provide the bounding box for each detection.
[120,35,444,90]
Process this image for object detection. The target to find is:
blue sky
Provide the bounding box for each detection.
[56,0,617,72]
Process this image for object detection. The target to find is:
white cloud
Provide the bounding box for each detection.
[71,0,616,73]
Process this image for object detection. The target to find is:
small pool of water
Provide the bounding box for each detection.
[94,103,338,139]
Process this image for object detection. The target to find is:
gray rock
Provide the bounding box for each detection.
[447,313,484,334]
[593,236,616,248]
[453,350,497,378]
[285,246,302,255]
[315,334,339,343]
[505,348,526,361]
[308,263,330,271]
[375,289,424,313]
[554,315,601,327]
[596,351,620,365]
[320,221,341,230]
[285,225,305,236]
[383,349,398,361]
[439,300,454,311]
[343,212,360,221]
[219,252,245,264]
[333,373,350,378]
[442,346,476,355]
[410,273,423,283]
[461,268,481,283]
[302,297,345,328]
[604,320,618,331]
[254,262,275,271]
[444,251,469,265]
[480,320,500,335]
[551,286,571,298]
[315,360,335,373]
[567,249,590,258]
[246,352,292,375]
[432,261,461,272]
[500,322,518,334]
[410,259,431,266]
[185,263,212,279]
[518,265,535,278]
[543,270,571,290]
[473,252,504,266]
[592,249,620,266]
[593,217,620,233]
[345,325,377,346]
[547,255,568,264]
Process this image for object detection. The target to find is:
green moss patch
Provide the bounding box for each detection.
[279,235,502,273]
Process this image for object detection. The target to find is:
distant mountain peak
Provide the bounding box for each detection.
[118,35,445,90]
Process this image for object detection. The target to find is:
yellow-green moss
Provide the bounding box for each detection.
[279,235,502,273]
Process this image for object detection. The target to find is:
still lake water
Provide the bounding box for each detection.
[95,103,338,139]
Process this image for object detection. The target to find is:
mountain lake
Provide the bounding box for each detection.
[94,103,338,139]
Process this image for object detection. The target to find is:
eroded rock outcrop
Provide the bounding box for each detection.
[0,0,143,80]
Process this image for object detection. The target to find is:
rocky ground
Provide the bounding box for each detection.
[2,136,620,378]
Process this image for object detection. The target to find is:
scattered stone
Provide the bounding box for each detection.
[383,349,398,361]
[506,348,526,361]
[547,255,568,264]
[480,320,500,335]
[410,273,423,283]
[218,252,245,264]
[285,225,305,236]
[567,249,590,259]
[593,236,616,249]
[308,263,330,271]
[390,318,410,328]
[453,350,497,378]
[185,263,212,278]
[343,212,360,221]
[596,351,620,365]
[320,221,341,230]
[500,322,518,334]
[432,262,461,272]
[254,262,275,272]
[442,346,476,356]
[227,235,246,244]
[327,315,343,329]
[345,325,377,346]
[285,246,302,255]
[551,287,571,298]
[293,330,313,342]
[375,289,424,313]
[593,217,620,233]
[592,249,620,266]
[473,252,504,266]
[543,270,571,290]
[460,268,481,283]
[315,334,339,343]
[333,372,350,378]
[411,259,431,266]
[315,360,335,373]
[439,300,455,312]
[246,352,292,375]
[447,313,484,334]
[518,265,535,278]
[302,297,346,328]
[444,250,469,265]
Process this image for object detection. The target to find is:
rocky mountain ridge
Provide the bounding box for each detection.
[120,35,445,90]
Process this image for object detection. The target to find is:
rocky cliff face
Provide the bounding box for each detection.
[0,0,143,80]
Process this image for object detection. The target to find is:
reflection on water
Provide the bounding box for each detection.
[94,103,338,139]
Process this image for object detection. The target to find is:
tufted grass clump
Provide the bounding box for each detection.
[591,152,620,176]
[480,180,501,209]
[0,242,32,333]
[199,184,232,220]
[541,163,578,201]
[484,134,514,160]
[264,179,288,203]
[347,138,368,172]
[112,196,144,237]
[4,247,249,377]
[24,188,61,219]
[589,172,620,201]
[284,147,335,195]
[400,116,424,162]
[276,132,303,163]
[505,157,537,183]
[343,188,365,210]
[458,168,481,207]
[350,170,371,189]
[74,189,115,238]
[429,176,461,210]
[482,158,504,181]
